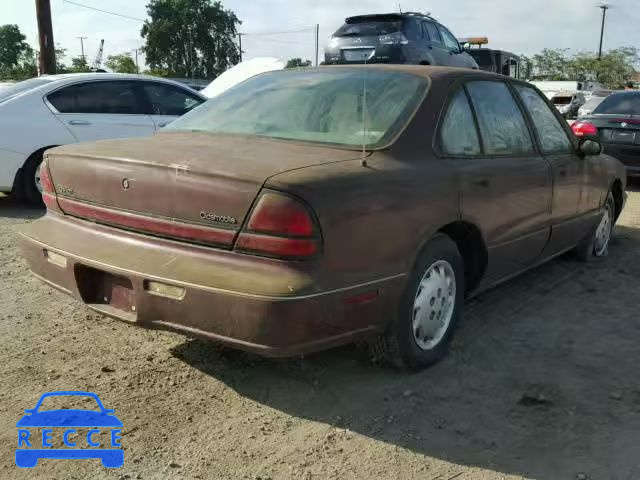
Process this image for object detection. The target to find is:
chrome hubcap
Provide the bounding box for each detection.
[412,260,456,351]
[594,204,612,257]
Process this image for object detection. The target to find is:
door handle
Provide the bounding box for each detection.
[158,121,169,128]
[68,120,90,126]
[472,179,490,188]
[559,169,567,177]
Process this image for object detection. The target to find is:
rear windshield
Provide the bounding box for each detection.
[0,77,53,103]
[167,69,428,149]
[593,93,640,115]
[468,50,494,68]
[334,19,403,37]
[552,96,572,105]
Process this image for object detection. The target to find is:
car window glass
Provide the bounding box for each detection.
[47,81,140,114]
[423,22,441,43]
[168,69,427,148]
[440,89,480,156]
[334,20,402,37]
[593,93,640,115]
[466,81,534,155]
[142,83,202,116]
[438,26,459,51]
[515,85,573,154]
[403,18,421,41]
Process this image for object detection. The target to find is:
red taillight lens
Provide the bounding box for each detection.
[246,193,314,237]
[39,158,54,193]
[39,157,59,210]
[572,121,598,137]
[236,191,320,260]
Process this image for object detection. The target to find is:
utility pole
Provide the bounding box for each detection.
[35,0,56,74]
[315,24,319,67]
[134,49,139,74]
[598,3,609,60]
[76,36,87,62]
[238,33,243,62]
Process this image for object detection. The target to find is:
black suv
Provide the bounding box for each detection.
[324,13,478,69]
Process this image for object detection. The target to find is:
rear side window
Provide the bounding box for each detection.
[440,89,480,156]
[593,93,640,115]
[142,83,202,116]
[466,81,533,155]
[515,85,573,154]
[334,19,402,37]
[422,22,442,43]
[403,19,422,41]
[48,81,141,114]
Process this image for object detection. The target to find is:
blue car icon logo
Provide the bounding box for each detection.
[16,391,123,468]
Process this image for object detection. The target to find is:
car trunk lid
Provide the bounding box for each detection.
[584,114,640,145]
[46,132,361,247]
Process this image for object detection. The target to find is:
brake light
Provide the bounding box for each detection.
[235,191,321,259]
[39,157,60,211]
[378,32,409,45]
[572,121,598,137]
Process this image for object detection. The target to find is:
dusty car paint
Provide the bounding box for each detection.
[20,65,627,357]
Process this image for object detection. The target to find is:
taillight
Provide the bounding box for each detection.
[571,121,598,137]
[235,191,321,260]
[39,156,60,211]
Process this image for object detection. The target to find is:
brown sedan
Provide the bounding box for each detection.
[20,66,626,369]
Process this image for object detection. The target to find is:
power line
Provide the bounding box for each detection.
[62,0,145,22]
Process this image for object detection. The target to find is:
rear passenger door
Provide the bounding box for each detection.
[514,84,601,254]
[46,81,156,142]
[139,82,204,130]
[439,80,553,283]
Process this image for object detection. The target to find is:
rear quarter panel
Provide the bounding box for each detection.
[266,152,458,288]
[0,92,76,188]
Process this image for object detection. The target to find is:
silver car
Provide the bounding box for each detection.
[578,90,612,118]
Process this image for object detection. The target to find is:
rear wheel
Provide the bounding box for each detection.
[17,150,45,207]
[385,234,465,370]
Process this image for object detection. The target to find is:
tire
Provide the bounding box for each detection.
[17,150,45,207]
[575,192,615,261]
[385,234,465,370]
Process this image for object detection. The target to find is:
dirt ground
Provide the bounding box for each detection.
[1,191,640,480]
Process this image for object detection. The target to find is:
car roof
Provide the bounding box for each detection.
[38,72,205,93]
[345,12,438,23]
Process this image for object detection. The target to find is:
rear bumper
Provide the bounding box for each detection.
[20,213,404,357]
[602,144,640,174]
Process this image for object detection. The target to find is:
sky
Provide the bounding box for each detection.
[3,0,640,68]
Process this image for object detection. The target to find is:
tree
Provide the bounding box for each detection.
[529,47,639,89]
[0,24,33,79]
[286,58,312,69]
[105,54,138,73]
[141,0,241,79]
[69,56,91,73]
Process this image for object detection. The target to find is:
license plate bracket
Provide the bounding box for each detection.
[75,266,136,314]
[342,49,375,62]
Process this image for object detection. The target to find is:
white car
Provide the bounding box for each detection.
[0,73,206,204]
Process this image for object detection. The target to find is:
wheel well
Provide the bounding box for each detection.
[438,222,487,293]
[12,146,57,191]
[611,179,623,221]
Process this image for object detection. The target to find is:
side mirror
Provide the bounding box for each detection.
[579,139,602,157]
